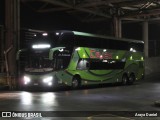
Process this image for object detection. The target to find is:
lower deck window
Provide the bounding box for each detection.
[77,59,125,70]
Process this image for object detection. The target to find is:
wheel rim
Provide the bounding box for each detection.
[72,79,79,88]
[122,76,127,85]
[129,77,133,82]
[129,75,135,84]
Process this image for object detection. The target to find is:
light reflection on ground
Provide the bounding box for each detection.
[20,92,32,105]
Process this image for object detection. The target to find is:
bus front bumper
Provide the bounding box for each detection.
[21,75,59,88]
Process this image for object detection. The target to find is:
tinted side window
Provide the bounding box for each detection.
[75,36,102,48]
[89,59,125,70]
[75,35,130,50]
[129,42,144,52]
[74,35,143,51]
[58,32,74,47]
[108,40,129,50]
[77,59,89,70]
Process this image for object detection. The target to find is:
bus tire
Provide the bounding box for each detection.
[128,73,135,85]
[122,74,128,85]
[72,76,81,89]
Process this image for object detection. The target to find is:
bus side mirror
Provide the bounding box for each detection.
[49,47,65,60]
[16,49,27,60]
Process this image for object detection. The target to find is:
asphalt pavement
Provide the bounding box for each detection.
[0,73,160,120]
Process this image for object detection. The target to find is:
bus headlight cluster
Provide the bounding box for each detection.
[24,76,31,85]
[43,76,53,86]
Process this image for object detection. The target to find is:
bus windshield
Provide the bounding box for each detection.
[21,47,73,73]
[24,52,54,73]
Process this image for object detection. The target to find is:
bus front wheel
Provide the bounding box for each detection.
[72,77,81,89]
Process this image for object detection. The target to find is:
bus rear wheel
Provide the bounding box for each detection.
[72,77,81,89]
[128,74,135,85]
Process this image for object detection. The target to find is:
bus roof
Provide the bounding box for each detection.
[72,31,144,44]
[24,29,144,44]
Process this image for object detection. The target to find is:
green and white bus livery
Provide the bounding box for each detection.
[17,30,144,89]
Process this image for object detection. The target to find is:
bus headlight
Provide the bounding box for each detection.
[48,82,52,86]
[24,76,31,84]
[43,76,53,83]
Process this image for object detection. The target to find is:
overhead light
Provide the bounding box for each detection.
[56,32,60,35]
[32,44,51,49]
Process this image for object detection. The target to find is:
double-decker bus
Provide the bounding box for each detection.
[17,30,144,89]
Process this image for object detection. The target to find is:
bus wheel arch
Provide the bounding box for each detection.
[122,73,129,85]
[72,74,81,89]
[128,73,135,85]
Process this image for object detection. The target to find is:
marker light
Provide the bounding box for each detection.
[141,57,144,61]
[130,48,133,51]
[130,48,136,52]
[24,76,31,84]
[83,54,86,58]
[100,55,103,59]
[133,50,136,52]
[75,47,81,51]
[103,60,108,62]
[42,33,48,36]
[103,49,107,52]
[32,44,51,49]
[116,56,119,59]
[59,48,64,52]
[43,76,53,83]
